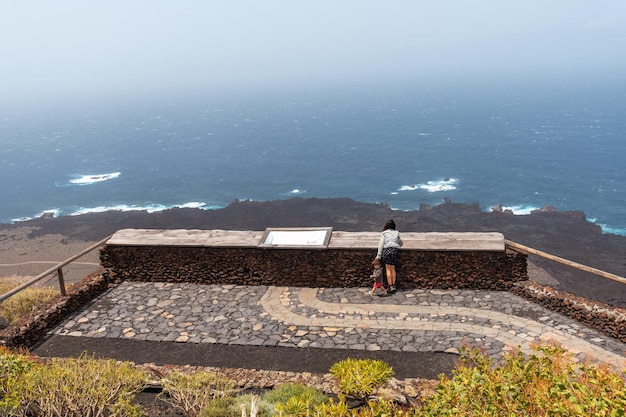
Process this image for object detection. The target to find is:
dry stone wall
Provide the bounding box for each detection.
[512,280,626,343]
[99,245,527,290]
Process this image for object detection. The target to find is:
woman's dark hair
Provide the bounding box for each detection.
[382,219,396,231]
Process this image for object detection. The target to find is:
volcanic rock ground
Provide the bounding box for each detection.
[3,197,625,307]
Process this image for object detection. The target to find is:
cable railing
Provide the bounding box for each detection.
[505,239,626,286]
[0,235,112,303]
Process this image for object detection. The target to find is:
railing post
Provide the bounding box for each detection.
[0,234,112,303]
[57,267,67,296]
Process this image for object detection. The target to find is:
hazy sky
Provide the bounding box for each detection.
[1,1,625,101]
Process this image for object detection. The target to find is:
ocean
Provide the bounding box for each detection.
[1,78,625,235]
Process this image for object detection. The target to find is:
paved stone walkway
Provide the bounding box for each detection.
[49,282,626,370]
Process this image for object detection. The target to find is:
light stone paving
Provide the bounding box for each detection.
[51,281,626,370]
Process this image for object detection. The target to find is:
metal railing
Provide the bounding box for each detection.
[0,235,112,303]
[505,239,626,286]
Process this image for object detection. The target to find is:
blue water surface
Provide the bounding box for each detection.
[1,78,624,235]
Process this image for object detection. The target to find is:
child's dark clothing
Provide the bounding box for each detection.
[372,267,383,282]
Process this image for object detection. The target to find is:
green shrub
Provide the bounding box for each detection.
[362,398,406,416]
[313,396,352,417]
[330,358,394,401]
[0,281,57,323]
[0,347,35,381]
[12,353,146,417]
[197,394,278,417]
[159,370,236,417]
[313,394,411,417]
[262,382,328,416]
[224,394,276,417]
[197,395,238,417]
[419,344,626,416]
[0,348,37,416]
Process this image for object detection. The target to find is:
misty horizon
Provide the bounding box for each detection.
[1,1,625,105]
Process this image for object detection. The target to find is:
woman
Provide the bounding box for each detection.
[375,219,403,293]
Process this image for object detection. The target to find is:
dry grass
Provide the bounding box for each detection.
[0,277,58,324]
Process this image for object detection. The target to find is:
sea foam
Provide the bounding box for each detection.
[399,178,458,193]
[11,209,61,223]
[499,204,541,215]
[69,201,216,216]
[67,172,121,186]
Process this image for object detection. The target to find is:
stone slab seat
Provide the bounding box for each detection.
[106,229,264,248]
[105,228,505,251]
[328,231,504,251]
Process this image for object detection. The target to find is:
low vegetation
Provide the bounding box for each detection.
[329,357,395,402]
[0,348,146,416]
[419,344,626,416]
[158,370,236,417]
[1,343,624,416]
[0,279,58,324]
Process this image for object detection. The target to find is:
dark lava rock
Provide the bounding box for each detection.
[3,197,625,307]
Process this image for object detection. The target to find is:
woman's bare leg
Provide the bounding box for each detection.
[386,264,396,287]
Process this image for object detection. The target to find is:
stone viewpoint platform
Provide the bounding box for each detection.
[33,282,626,376]
[28,229,626,378]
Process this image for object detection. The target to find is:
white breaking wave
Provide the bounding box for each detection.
[11,209,61,223]
[597,223,626,236]
[68,172,121,185]
[289,189,306,195]
[399,178,458,193]
[69,201,214,216]
[499,204,541,215]
[11,202,219,222]
[178,201,210,209]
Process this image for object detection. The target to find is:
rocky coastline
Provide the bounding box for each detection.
[2,197,625,307]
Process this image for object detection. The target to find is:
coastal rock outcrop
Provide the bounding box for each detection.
[2,197,625,307]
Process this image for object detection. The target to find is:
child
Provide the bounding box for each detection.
[369,258,387,296]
